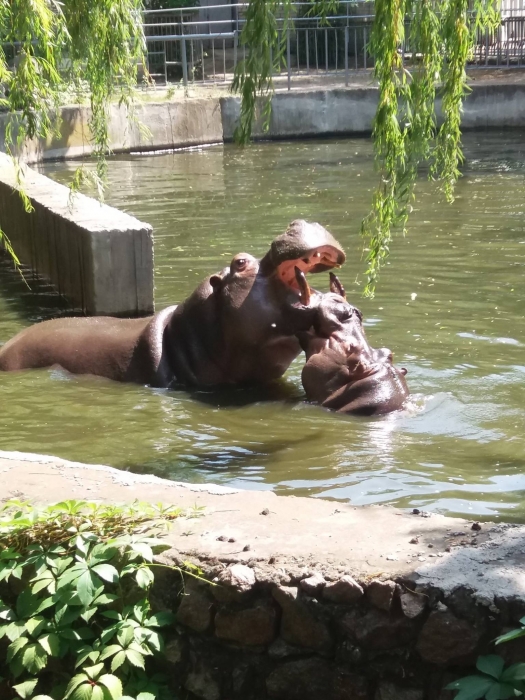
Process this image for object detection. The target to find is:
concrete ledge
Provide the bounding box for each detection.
[2,451,525,700]
[0,155,154,315]
[0,98,224,164]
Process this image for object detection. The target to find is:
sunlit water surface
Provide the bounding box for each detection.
[1,133,525,520]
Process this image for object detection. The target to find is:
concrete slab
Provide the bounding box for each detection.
[1,450,524,602]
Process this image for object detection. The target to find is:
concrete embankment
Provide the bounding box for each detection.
[2,80,525,162]
[0,154,153,315]
[2,450,525,700]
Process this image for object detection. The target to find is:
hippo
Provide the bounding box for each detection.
[295,270,409,415]
[0,220,345,388]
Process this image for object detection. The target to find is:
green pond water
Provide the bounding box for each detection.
[1,133,525,520]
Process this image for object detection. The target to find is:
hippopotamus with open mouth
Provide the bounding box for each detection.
[295,270,409,415]
[0,220,345,388]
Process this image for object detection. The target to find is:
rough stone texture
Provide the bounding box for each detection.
[267,659,368,700]
[215,604,277,646]
[341,608,417,651]
[400,591,427,619]
[217,564,256,592]
[323,575,364,604]
[272,585,333,653]
[376,683,425,700]
[416,609,482,665]
[366,580,397,611]
[0,154,153,315]
[185,654,221,700]
[5,450,525,700]
[176,589,213,633]
[299,572,326,595]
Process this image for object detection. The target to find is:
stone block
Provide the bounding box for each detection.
[215,603,277,646]
[267,659,368,700]
[184,654,220,700]
[176,589,214,633]
[376,682,424,700]
[0,154,153,316]
[272,585,333,652]
[341,608,416,651]
[400,591,427,619]
[217,564,256,592]
[366,580,397,611]
[323,575,364,604]
[416,608,481,665]
[299,571,326,595]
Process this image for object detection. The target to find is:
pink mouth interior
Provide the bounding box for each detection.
[276,246,341,293]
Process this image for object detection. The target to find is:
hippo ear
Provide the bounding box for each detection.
[209,275,223,294]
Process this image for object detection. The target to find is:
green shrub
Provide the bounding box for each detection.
[447,620,525,700]
[0,499,192,700]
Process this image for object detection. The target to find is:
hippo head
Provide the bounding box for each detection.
[167,220,346,385]
[297,272,409,415]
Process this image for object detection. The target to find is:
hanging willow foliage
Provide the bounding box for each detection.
[0,0,146,256]
[232,0,500,296]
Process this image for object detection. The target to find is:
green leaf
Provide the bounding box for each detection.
[84,662,104,680]
[501,663,525,683]
[21,642,48,674]
[110,650,126,671]
[117,625,135,647]
[136,694,156,700]
[125,648,145,669]
[496,628,525,645]
[128,542,153,562]
[38,632,61,656]
[99,644,123,662]
[89,544,118,564]
[65,673,90,697]
[446,676,495,700]
[91,687,105,700]
[486,683,518,700]
[99,674,123,699]
[477,656,505,680]
[147,612,174,627]
[77,570,101,607]
[7,635,29,662]
[92,564,119,584]
[136,567,154,590]
[25,616,46,637]
[12,678,38,698]
[70,684,94,700]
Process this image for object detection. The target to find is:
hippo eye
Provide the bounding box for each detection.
[234,258,247,271]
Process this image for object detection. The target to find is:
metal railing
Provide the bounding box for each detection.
[142,1,525,87]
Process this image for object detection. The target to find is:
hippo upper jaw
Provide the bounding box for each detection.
[259,219,345,300]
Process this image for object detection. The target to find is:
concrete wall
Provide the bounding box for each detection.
[0,98,224,164]
[3,82,525,164]
[0,154,153,316]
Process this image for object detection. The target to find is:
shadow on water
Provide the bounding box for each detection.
[0,253,75,328]
[185,379,304,409]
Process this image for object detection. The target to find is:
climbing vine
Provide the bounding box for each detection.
[232,0,501,295]
[0,499,197,700]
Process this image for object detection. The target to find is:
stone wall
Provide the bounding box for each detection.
[154,559,525,700]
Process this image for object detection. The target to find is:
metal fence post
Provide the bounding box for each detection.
[344,26,349,86]
[287,28,291,90]
[181,34,188,86]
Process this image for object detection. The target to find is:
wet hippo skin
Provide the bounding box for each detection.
[297,272,409,415]
[0,220,345,388]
